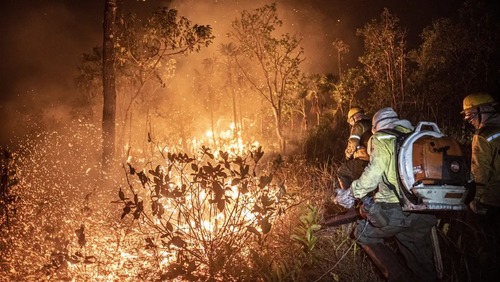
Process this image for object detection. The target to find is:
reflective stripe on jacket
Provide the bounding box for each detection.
[472,121,500,206]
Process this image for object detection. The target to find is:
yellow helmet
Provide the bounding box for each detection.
[462,92,497,113]
[347,107,364,122]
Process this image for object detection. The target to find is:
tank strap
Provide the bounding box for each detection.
[379,129,421,205]
[382,173,404,206]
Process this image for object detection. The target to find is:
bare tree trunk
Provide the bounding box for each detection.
[271,105,286,154]
[210,104,216,147]
[399,44,405,106]
[102,0,117,171]
[231,87,239,138]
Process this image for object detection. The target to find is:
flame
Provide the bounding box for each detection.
[191,122,260,158]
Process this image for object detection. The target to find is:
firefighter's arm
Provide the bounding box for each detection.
[350,136,386,199]
[345,139,358,160]
[345,124,363,159]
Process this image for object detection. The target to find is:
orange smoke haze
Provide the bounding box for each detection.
[0,0,460,148]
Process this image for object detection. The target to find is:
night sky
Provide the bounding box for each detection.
[0,0,465,147]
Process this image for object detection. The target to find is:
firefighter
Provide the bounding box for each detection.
[462,92,500,280]
[335,107,437,282]
[337,107,372,190]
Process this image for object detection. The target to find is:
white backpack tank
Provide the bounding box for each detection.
[393,122,470,211]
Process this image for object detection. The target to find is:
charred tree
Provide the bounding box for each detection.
[102,0,117,170]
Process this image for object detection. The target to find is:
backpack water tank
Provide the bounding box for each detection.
[398,122,470,211]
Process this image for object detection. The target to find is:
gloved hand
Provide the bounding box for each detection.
[334,188,355,209]
[345,148,353,160]
[469,200,487,215]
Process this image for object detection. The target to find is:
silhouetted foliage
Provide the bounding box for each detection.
[408,0,500,130]
[77,6,214,158]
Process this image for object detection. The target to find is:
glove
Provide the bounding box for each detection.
[334,188,355,209]
[345,148,354,160]
[469,200,487,215]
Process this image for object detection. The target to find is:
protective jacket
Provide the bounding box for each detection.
[472,114,500,207]
[351,124,412,203]
[345,118,371,161]
[349,116,438,281]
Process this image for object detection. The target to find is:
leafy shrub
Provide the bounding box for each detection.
[116,144,303,280]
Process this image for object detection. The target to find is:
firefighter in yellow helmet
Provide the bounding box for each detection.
[337,107,372,190]
[462,92,500,280]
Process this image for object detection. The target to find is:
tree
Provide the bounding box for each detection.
[114,8,214,156]
[357,8,408,113]
[219,43,243,139]
[408,0,500,129]
[193,57,226,147]
[228,3,304,154]
[77,7,214,159]
[102,0,117,170]
[332,39,350,81]
[298,74,338,130]
[339,68,368,109]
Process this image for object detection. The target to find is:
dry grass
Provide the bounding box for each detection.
[1,127,479,281]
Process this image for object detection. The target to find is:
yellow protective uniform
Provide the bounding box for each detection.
[345,118,371,161]
[471,124,500,207]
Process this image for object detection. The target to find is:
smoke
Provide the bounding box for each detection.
[167,0,348,74]
[152,0,357,141]
[0,0,460,148]
[0,0,103,147]
[165,0,460,76]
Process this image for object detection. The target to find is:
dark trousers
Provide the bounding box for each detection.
[465,205,500,281]
[355,205,438,282]
[337,158,368,189]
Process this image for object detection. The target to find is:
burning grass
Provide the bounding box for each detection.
[0,119,478,281]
